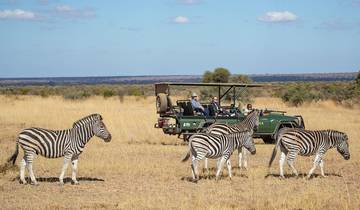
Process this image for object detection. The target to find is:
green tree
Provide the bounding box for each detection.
[212,67,230,83]
[230,75,252,83]
[202,70,213,83]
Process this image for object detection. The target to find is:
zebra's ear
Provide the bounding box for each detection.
[98,114,103,120]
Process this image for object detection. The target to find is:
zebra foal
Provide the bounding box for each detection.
[182,130,256,181]
[6,113,112,185]
[268,128,350,179]
[205,110,260,170]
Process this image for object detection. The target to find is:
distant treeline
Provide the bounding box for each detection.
[0,72,357,86]
[1,80,359,107]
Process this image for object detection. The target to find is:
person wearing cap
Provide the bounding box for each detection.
[191,93,208,115]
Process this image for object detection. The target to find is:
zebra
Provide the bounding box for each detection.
[268,128,350,179]
[182,130,256,181]
[6,113,112,185]
[205,109,260,170]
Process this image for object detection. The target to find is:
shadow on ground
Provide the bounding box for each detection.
[264,173,342,179]
[180,172,249,183]
[12,176,104,183]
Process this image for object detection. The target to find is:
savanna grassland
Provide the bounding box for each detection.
[0,95,359,210]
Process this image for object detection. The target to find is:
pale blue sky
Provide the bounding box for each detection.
[0,0,359,77]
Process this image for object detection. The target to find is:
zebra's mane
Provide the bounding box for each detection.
[240,109,259,125]
[72,114,103,128]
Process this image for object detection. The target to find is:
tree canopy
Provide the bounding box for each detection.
[202,67,231,83]
[202,67,251,83]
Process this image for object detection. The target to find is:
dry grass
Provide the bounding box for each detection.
[0,95,359,210]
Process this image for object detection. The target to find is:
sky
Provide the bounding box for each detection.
[0,0,360,77]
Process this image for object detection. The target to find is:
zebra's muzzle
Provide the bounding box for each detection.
[104,134,112,142]
[251,150,256,155]
[344,154,350,160]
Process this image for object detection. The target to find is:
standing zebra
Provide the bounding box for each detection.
[205,109,260,170]
[182,130,256,181]
[268,128,350,179]
[6,113,112,185]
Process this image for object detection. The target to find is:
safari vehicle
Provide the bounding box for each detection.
[154,82,305,144]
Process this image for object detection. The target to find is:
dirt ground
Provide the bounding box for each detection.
[0,96,359,210]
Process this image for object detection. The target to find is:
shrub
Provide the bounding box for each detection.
[62,90,91,100]
[128,86,144,96]
[281,84,320,106]
[103,89,115,98]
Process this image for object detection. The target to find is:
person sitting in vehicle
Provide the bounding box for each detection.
[211,96,220,112]
[242,103,253,116]
[191,93,208,115]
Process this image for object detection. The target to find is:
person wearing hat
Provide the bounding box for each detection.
[191,93,208,115]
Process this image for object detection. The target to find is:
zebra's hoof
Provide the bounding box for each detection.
[279,176,285,180]
[71,181,79,185]
[19,180,27,185]
[30,182,39,186]
[59,182,65,186]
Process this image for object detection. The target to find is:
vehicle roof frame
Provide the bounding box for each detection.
[154,82,267,106]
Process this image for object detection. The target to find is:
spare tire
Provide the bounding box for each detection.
[156,93,168,113]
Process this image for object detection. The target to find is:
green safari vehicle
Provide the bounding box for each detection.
[154,82,305,144]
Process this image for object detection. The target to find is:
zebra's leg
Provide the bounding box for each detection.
[59,154,72,185]
[19,158,27,184]
[238,147,242,169]
[319,159,327,178]
[226,159,232,180]
[242,147,248,170]
[287,152,299,177]
[71,155,79,185]
[215,156,226,181]
[279,152,286,179]
[203,158,209,175]
[191,156,198,181]
[25,153,38,185]
[307,154,321,179]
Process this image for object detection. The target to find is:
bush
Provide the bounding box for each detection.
[281,84,320,106]
[103,89,115,98]
[128,86,144,96]
[62,90,91,100]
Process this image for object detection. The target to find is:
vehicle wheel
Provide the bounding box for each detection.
[167,95,173,109]
[262,136,275,144]
[156,93,168,113]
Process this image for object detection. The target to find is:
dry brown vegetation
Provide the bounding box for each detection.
[0,95,359,209]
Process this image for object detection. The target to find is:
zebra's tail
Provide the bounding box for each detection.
[268,131,283,169]
[7,141,19,165]
[181,151,191,162]
[181,140,196,162]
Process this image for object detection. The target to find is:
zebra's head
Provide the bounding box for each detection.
[336,133,350,160]
[92,118,112,142]
[243,134,256,155]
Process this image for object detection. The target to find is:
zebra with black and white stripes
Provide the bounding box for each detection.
[182,130,256,181]
[6,113,112,185]
[268,128,350,179]
[205,109,260,170]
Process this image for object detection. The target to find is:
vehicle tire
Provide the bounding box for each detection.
[156,93,168,113]
[262,136,275,144]
[167,95,173,109]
